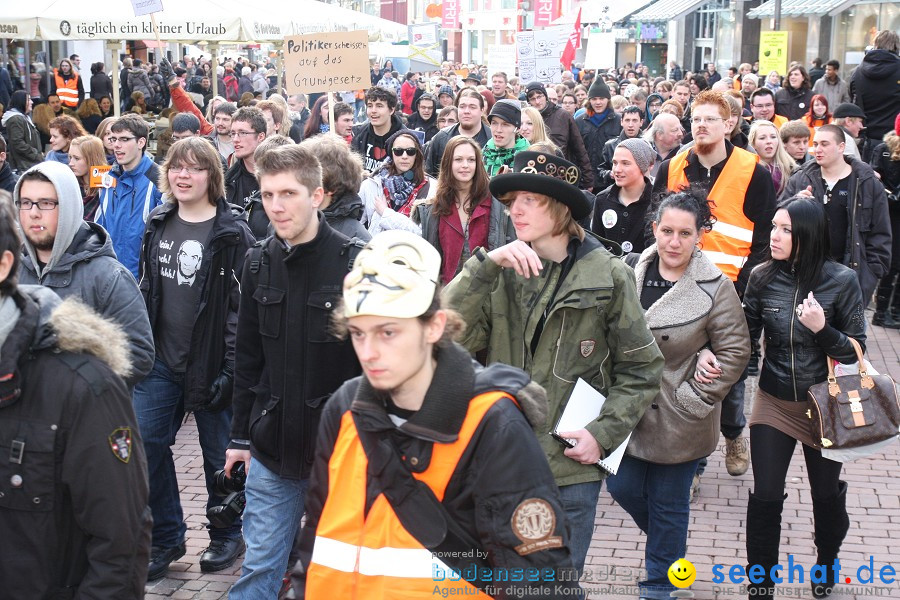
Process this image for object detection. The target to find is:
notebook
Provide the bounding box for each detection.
[551,378,632,475]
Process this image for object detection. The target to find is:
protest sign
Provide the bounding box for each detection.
[284,30,370,94]
[131,0,164,17]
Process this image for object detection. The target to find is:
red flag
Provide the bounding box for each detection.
[560,7,582,68]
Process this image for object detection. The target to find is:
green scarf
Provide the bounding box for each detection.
[482,136,530,177]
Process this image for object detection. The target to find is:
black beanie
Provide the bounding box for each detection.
[525,81,547,98]
[588,79,611,100]
[488,99,522,128]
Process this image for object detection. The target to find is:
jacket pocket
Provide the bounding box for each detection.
[303,394,331,466]
[249,395,282,461]
[0,420,57,512]
[673,381,714,420]
[761,303,783,346]
[307,291,341,343]
[253,286,285,338]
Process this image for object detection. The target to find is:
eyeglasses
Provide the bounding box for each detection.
[752,103,774,109]
[15,199,59,211]
[690,117,725,125]
[108,136,137,144]
[392,147,418,157]
[169,165,207,175]
[231,130,259,138]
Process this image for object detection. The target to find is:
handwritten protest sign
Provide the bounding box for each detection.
[284,31,370,94]
[131,0,164,17]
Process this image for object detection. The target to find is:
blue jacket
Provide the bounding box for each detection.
[96,155,163,277]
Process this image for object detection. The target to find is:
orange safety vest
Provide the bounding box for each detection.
[667,147,759,281]
[54,70,79,107]
[306,391,511,598]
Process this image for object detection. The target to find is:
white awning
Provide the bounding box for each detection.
[629,0,711,22]
[747,0,856,19]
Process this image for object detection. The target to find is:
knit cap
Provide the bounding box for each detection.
[616,138,655,174]
[488,99,522,128]
[438,85,454,98]
[525,81,547,98]
[588,79,611,100]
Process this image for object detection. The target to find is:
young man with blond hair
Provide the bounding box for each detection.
[445,150,663,574]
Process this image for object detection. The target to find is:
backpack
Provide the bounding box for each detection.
[223,74,239,102]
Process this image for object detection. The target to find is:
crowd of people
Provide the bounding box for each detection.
[0,27,898,600]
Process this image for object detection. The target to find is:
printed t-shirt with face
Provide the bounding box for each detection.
[155,214,216,372]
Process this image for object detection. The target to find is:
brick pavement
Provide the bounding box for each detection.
[149,317,900,599]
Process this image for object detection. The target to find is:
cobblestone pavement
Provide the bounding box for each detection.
[147,315,900,599]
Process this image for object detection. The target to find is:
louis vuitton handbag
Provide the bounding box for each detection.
[806,338,900,449]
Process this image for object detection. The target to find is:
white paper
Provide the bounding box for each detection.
[552,378,632,475]
[131,0,164,17]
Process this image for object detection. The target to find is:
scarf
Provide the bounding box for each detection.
[482,136,529,176]
[319,123,330,134]
[379,163,421,214]
[588,108,611,128]
[0,295,22,362]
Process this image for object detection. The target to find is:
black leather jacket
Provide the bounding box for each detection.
[744,261,866,402]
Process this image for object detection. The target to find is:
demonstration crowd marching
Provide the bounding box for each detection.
[0,26,898,600]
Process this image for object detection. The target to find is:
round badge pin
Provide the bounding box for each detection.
[602,209,617,229]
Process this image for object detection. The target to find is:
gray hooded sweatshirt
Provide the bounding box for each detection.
[15,161,155,386]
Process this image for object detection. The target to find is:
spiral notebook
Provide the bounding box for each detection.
[550,378,632,475]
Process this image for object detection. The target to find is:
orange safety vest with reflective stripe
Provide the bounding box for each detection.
[306,391,511,598]
[667,147,759,281]
[54,70,79,107]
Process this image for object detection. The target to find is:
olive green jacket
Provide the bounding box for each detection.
[443,235,664,486]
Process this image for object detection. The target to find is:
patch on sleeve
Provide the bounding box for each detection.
[510,498,563,555]
[580,339,596,357]
[108,427,133,463]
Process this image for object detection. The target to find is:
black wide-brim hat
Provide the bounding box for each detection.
[490,151,590,220]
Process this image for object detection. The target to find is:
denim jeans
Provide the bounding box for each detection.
[557,480,602,574]
[229,460,309,599]
[133,358,240,548]
[606,455,701,600]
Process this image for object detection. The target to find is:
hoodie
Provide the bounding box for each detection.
[322,191,371,241]
[851,49,900,141]
[14,161,155,387]
[96,154,163,277]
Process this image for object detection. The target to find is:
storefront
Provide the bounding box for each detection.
[748,0,899,71]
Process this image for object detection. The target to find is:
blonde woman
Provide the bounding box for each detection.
[32,102,56,149]
[67,135,107,220]
[749,120,796,195]
[611,94,628,116]
[94,116,118,164]
[520,106,552,146]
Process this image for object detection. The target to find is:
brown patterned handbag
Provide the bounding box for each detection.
[806,338,900,449]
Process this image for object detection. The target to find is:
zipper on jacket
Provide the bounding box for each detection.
[789,285,800,401]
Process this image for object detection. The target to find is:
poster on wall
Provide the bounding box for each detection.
[759,31,789,76]
[442,0,460,30]
[516,29,564,85]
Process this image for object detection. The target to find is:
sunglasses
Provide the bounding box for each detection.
[392,147,418,157]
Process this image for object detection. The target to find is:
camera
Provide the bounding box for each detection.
[206,462,246,528]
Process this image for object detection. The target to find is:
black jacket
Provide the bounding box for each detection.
[89,73,114,101]
[225,159,268,240]
[0,286,151,599]
[295,343,579,597]
[575,110,621,178]
[406,111,439,143]
[774,86,813,121]
[744,261,866,402]
[540,103,594,189]
[591,177,654,254]
[781,156,892,302]
[850,49,900,142]
[323,191,371,241]
[652,142,778,296]
[424,121,492,178]
[351,113,407,172]
[230,217,362,480]
[139,199,255,410]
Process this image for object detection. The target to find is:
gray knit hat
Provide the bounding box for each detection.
[616,138,655,174]
[488,99,522,128]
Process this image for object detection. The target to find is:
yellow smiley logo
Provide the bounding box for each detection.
[668,558,697,588]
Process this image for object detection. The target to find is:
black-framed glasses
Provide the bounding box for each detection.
[392,147,417,157]
[15,199,59,211]
[108,136,137,144]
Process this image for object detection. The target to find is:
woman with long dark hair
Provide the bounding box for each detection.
[698,196,865,599]
[412,136,514,283]
[303,95,332,138]
[1,90,43,171]
[609,191,749,600]
[775,65,813,121]
[359,130,435,234]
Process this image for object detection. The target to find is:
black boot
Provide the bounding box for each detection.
[874,274,900,328]
[811,481,850,598]
[746,492,785,600]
